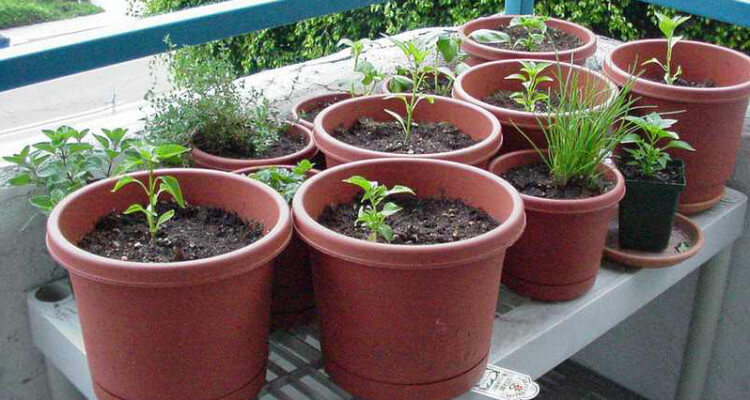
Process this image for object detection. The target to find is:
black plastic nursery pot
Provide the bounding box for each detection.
[618,160,686,252]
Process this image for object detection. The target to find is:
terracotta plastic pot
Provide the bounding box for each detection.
[604,39,750,214]
[489,150,625,301]
[453,60,617,155]
[46,168,293,400]
[314,94,503,168]
[233,164,320,329]
[192,122,318,171]
[291,92,353,130]
[292,158,526,400]
[458,15,597,66]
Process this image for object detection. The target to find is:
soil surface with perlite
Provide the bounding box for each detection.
[618,160,683,184]
[482,90,560,112]
[79,202,265,263]
[501,163,613,199]
[193,129,307,159]
[333,117,477,154]
[318,196,499,244]
[480,25,581,52]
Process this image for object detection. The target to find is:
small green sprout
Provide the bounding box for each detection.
[249,160,314,203]
[509,15,550,51]
[338,38,386,96]
[343,175,415,242]
[620,113,695,177]
[643,12,690,85]
[384,93,435,144]
[112,142,189,242]
[389,33,468,96]
[469,15,550,51]
[505,61,554,112]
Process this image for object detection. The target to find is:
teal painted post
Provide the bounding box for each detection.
[0,34,8,49]
[504,0,534,14]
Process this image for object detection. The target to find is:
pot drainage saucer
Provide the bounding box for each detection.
[604,213,705,268]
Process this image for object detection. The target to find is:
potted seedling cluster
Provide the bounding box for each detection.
[292,157,524,400]
[605,12,750,213]
[617,113,694,251]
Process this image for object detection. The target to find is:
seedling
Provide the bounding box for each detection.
[388,34,469,96]
[343,175,415,242]
[338,38,386,96]
[643,12,690,85]
[469,15,550,51]
[3,126,133,214]
[384,93,435,144]
[111,142,189,241]
[620,113,694,177]
[505,61,554,112]
[249,159,314,203]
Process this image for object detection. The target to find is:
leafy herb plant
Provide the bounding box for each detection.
[643,12,690,85]
[505,61,554,112]
[469,15,550,51]
[620,113,694,177]
[523,67,639,188]
[343,175,415,242]
[3,126,133,214]
[111,142,189,241]
[249,159,314,203]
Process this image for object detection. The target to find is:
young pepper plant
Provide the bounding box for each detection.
[388,34,468,96]
[111,142,189,242]
[643,12,691,85]
[249,159,314,203]
[338,38,386,96]
[621,113,695,177]
[343,175,415,242]
[506,61,554,112]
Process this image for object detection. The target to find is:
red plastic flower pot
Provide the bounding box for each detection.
[291,92,353,130]
[192,122,318,171]
[453,60,617,155]
[489,150,625,301]
[233,164,321,329]
[292,158,526,400]
[45,169,293,400]
[458,15,597,66]
[604,39,750,214]
[313,94,503,168]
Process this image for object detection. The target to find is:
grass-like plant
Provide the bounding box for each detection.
[343,175,415,242]
[505,61,553,112]
[522,66,639,188]
[643,12,690,85]
[111,142,189,242]
[620,113,694,177]
[248,159,314,203]
[469,15,550,51]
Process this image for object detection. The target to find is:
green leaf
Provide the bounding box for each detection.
[343,175,372,192]
[377,224,394,242]
[112,176,135,192]
[158,175,186,207]
[436,34,460,64]
[29,195,55,211]
[386,185,415,197]
[154,144,189,161]
[156,209,175,229]
[667,140,695,151]
[92,134,110,149]
[620,133,642,144]
[8,174,31,186]
[505,73,527,82]
[33,143,56,154]
[123,203,149,215]
[380,202,402,217]
[388,75,414,93]
[469,29,510,44]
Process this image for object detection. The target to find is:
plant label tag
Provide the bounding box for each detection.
[471,364,540,400]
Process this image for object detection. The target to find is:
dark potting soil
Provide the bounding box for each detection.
[298,100,339,122]
[501,163,613,199]
[78,202,265,263]
[318,197,499,244]
[482,25,582,52]
[618,161,684,184]
[333,117,477,154]
[482,89,560,112]
[643,73,716,88]
[193,129,307,160]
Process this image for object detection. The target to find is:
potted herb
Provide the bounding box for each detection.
[144,45,317,171]
[45,141,293,400]
[291,157,525,400]
[488,71,637,301]
[383,33,470,96]
[459,14,597,65]
[603,12,750,213]
[292,38,385,130]
[234,160,319,328]
[453,59,617,155]
[617,113,694,251]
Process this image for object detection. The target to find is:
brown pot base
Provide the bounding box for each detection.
[270,306,316,330]
[678,189,725,215]
[326,353,488,400]
[502,273,597,302]
[93,366,267,400]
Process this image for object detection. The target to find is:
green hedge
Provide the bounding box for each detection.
[0,0,102,29]
[142,0,749,75]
